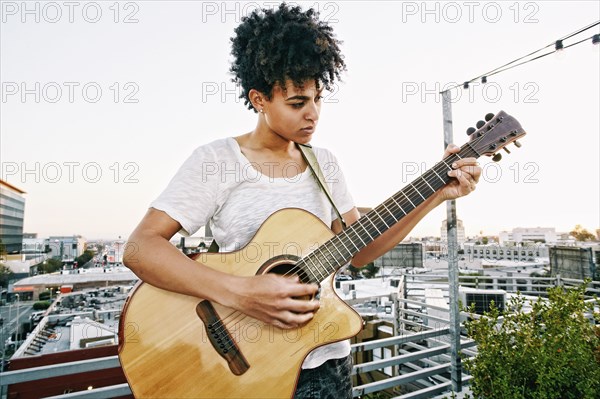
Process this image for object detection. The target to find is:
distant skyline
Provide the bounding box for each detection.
[1,1,599,240]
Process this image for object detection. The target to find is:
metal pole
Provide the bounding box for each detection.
[442,90,462,392]
[15,294,20,348]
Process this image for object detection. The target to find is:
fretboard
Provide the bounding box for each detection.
[298,143,480,284]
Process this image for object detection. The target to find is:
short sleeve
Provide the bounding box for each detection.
[150,144,220,236]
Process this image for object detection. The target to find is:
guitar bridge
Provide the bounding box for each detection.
[196,300,250,376]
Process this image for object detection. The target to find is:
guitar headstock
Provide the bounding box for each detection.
[467,111,526,162]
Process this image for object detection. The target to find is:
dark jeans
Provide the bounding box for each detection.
[293,355,353,399]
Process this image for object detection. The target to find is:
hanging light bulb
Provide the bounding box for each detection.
[555,40,564,51]
[554,39,565,60]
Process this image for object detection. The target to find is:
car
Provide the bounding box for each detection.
[335,274,353,281]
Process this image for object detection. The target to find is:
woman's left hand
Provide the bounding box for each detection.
[438,144,482,201]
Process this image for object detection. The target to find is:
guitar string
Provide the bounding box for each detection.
[210,146,478,352]
[210,152,464,354]
[206,129,495,351]
[205,122,511,352]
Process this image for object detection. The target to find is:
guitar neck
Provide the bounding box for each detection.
[298,143,480,283]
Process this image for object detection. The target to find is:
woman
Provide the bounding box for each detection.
[124,3,481,398]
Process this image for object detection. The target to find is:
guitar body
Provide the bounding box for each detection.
[118,208,364,398]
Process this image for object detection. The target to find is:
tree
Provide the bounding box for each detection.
[570,224,595,241]
[75,250,95,268]
[361,262,380,278]
[464,283,600,399]
[0,239,6,261]
[38,259,63,274]
[0,263,14,287]
[347,262,379,279]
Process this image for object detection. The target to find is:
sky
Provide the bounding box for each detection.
[1,1,599,241]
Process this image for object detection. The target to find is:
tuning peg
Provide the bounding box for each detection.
[503,147,511,154]
[514,140,522,148]
[476,120,485,129]
[492,153,502,162]
[466,127,476,135]
[485,113,495,122]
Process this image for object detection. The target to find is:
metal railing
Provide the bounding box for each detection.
[0,275,597,399]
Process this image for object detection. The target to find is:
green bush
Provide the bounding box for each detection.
[38,291,51,301]
[32,301,51,310]
[464,283,600,399]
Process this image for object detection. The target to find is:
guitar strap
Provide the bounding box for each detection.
[206,142,347,254]
[296,143,347,229]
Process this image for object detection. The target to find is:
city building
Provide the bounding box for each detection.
[464,243,550,262]
[374,243,424,270]
[550,246,600,280]
[499,227,558,245]
[440,218,466,246]
[0,179,26,256]
[5,287,132,398]
[22,235,49,258]
[106,239,126,265]
[48,236,86,263]
[11,267,138,300]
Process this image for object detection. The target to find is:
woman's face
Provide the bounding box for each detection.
[261,79,323,145]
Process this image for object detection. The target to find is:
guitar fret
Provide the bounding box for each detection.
[322,245,337,269]
[390,197,407,215]
[382,203,399,223]
[422,176,436,192]
[317,247,336,271]
[304,257,324,281]
[309,253,328,281]
[401,191,416,208]
[410,183,426,200]
[374,209,390,229]
[357,221,375,241]
[329,241,348,262]
[465,142,480,157]
[336,234,355,256]
[431,168,446,184]
[349,225,368,247]
[365,216,382,235]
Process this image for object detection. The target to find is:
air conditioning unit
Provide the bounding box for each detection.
[459,287,506,315]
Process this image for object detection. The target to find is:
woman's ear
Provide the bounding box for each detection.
[248,89,265,113]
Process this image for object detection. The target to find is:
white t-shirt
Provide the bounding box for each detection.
[151,137,355,369]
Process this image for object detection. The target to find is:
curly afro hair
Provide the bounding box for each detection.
[229,3,346,111]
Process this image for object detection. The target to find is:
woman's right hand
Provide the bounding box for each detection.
[224,274,320,330]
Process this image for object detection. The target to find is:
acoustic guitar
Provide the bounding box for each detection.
[118,111,526,398]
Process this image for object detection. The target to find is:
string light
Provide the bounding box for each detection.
[444,20,599,93]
